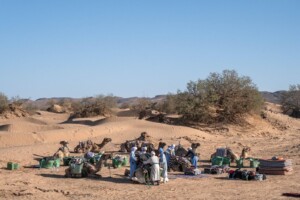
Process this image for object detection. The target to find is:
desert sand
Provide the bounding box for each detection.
[0,103,299,200]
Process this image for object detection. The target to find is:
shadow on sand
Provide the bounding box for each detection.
[38,173,133,184]
[60,117,109,126]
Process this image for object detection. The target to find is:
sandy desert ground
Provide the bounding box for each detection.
[0,103,299,200]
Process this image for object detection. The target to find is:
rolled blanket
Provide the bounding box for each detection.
[258,169,293,175]
[258,159,292,168]
[259,166,293,171]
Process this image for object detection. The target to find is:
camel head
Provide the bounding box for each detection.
[102,138,112,144]
[158,142,167,149]
[139,132,149,141]
[191,142,201,149]
[59,140,69,146]
[242,146,251,152]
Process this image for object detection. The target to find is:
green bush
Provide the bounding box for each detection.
[281,84,300,118]
[0,92,8,113]
[175,70,263,123]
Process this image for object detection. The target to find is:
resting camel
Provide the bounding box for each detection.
[65,153,113,178]
[119,132,153,152]
[74,138,112,153]
[74,140,93,153]
[175,144,188,157]
[87,138,112,153]
[210,147,250,162]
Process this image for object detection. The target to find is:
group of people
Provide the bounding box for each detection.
[128,143,199,185]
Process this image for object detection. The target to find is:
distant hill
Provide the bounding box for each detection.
[260,91,285,104]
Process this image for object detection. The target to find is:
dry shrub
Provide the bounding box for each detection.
[0,92,8,113]
[71,95,117,118]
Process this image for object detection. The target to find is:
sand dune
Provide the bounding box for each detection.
[0,104,299,199]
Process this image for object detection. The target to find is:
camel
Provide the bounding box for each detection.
[119,132,153,152]
[87,138,112,153]
[240,147,251,159]
[74,140,93,153]
[174,144,188,157]
[65,153,112,178]
[54,141,70,161]
[74,138,112,153]
[210,147,249,162]
[137,132,151,141]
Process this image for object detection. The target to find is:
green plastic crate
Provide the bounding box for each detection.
[250,159,260,168]
[63,157,72,166]
[222,157,231,166]
[236,159,244,168]
[212,156,223,166]
[122,157,128,166]
[7,162,19,170]
[40,158,60,168]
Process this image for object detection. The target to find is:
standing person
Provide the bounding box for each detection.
[165,144,176,166]
[143,151,160,185]
[129,147,138,179]
[139,146,149,162]
[141,146,147,154]
[159,148,168,183]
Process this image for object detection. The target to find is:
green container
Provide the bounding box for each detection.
[89,157,96,164]
[250,160,260,168]
[63,157,72,166]
[7,162,18,170]
[236,159,244,168]
[40,159,54,169]
[53,159,60,168]
[13,163,19,169]
[212,156,223,166]
[222,157,230,166]
[122,157,128,166]
[112,159,122,168]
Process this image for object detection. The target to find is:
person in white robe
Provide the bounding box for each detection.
[143,151,160,185]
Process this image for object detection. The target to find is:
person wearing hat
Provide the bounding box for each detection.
[143,151,160,185]
[129,146,138,178]
[159,148,169,183]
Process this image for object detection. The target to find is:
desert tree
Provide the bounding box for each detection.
[130,98,152,112]
[281,84,300,118]
[175,70,263,123]
[157,94,177,114]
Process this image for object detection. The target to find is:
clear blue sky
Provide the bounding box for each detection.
[0,0,299,100]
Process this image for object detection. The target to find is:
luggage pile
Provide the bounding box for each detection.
[204,165,230,175]
[258,158,293,175]
[67,157,88,178]
[184,166,201,175]
[228,169,266,181]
